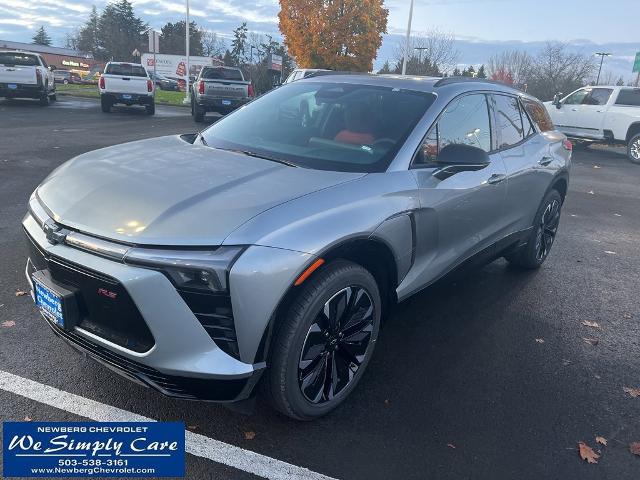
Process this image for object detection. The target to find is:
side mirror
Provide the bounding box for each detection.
[437,143,490,167]
[553,93,563,109]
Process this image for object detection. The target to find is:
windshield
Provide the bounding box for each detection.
[200,81,436,173]
[0,52,39,66]
[105,63,148,77]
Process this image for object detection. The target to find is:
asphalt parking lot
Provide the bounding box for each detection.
[1,95,639,479]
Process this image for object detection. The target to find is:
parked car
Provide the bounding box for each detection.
[284,68,332,84]
[0,50,55,105]
[99,62,154,115]
[23,75,571,420]
[149,72,179,91]
[53,70,82,85]
[191,66,253,122]
[545,86,640,163]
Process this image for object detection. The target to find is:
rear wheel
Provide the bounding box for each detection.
[100,96,111,113]
[505,189,563,269]
[192,99,204,122]
[263,260,381,420]
[145,101,155,115]
[628,133,640,165]
[39,86,50,106]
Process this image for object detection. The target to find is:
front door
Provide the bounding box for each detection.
[410,93,508,288]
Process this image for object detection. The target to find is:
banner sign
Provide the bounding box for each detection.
[633,52,640,73]
[3,422,185,477]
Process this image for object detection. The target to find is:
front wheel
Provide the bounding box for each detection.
[100,96,111,113]
[263,260,381,420]
[628,133,640,165]
[505,189,563,269]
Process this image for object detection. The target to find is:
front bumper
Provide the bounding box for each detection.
[23,212,264,402]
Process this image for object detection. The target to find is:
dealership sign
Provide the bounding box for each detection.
[3,421,185,477]
[268,53,283,72]
[141,53,222,82]
[62,60,90,69]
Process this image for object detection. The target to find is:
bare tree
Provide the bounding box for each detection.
[201,30,227,59]
[528,42,595,100]
[487,50,533,86]
[393,29,460,74]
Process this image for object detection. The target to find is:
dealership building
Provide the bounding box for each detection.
[0,40,99,75]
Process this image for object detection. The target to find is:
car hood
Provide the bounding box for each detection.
[36,135,364,246]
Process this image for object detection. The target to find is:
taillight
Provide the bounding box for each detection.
[99,76,105,89]
[248,84,254,97]
[198,80,205,95]
[562,139,572,151]
[35,69,42,86]
[147,79,153,92]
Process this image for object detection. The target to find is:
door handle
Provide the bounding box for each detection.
[539,156,553,166]
[487,173,506,185]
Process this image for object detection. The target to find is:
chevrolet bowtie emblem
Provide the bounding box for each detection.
[43,220,67,245]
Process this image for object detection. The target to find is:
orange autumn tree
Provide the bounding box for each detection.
[278,0,388,72]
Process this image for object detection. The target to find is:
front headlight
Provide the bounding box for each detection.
[123,246,244,293]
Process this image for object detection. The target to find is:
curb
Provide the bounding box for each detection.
[56,92,190,108]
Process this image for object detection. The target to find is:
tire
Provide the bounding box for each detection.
[628,133,640,165]
[505,189,563,269]
[192,99,204,122]
[100,96,111,113]
[63,79,69,85]
[263,260,382,420]
[145,101,155,115]
[50,92,57,102]
[39,90,50,106]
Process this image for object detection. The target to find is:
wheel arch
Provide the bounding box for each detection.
[626,122,640,143]
[549,173,569,203]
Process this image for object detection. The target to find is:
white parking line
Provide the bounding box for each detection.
[0,370,337,480]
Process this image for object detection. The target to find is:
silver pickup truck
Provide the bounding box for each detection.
[191,66,253,122]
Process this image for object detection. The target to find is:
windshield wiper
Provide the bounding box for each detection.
[216,147,298,168]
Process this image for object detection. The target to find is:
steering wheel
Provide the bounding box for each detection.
[372,138,396,149]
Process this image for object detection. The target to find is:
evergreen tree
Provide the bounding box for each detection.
[32,26,52,46]
[452,67,462,76]
[378,60,392,74]
[477,64,487,78]
[230,23,248,66]
[160,21,203,56]
[98,0,147,61]
[76,6,100,56]
[222,50,234,66]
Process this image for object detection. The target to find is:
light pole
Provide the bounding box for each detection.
[183,0,190,104]
[594,52,611,85]
[401,0,414,75]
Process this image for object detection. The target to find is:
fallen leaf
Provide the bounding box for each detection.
[623,313,632,319]
[583,337,599,346]
[588,190,595,195]
[630,443,640,456]
[244,431,256,440]
[187,425,199,432]
[582,320,600,328]
[15,290,28,297]
[613,213,622,217]
[563,359,572,366]
[384,399,390,405]
[593,165,601,169]
[595,436,607,446]
[2,320,15,328]
[24,416,32,422]
[623,387,640,398]
[578,442,600,464]
[594,374,601,379]
[447,443,456,449]
[570,214,577,217]
[604,251,616,255]
[535,338,545,343]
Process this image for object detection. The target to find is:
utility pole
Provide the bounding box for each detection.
[594,52,611,85]
[401,0,414,76]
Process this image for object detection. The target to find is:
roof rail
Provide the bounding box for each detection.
[433,76,506,88]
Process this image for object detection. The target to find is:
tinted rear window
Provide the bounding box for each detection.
[0,53,39,66]
[201,67,243,81]
[521,97,555,132]
[105,63,148,77]
[615,89,640,106]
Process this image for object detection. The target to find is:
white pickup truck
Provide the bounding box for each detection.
[545,86,640,163]
[99,62,155,115]
[0,50,56,105]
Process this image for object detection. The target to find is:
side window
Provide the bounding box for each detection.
[563,89,589,105]
[584,88,613,106]
[615,89,640,106]
[520,99,536,137]
[493,94,524,148]
[415,94,491,165]
[522,98,554,132]
[40,57,48,69]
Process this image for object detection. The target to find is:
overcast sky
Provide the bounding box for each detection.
[0,0,637,76]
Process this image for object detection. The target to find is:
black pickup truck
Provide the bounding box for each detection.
[191,66,253,122]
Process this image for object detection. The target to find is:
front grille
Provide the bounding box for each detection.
[26,231,154,353]
[48,320,250,401]
[176,289,240,360]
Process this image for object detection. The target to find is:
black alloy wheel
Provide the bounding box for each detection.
[298,286,375,404]
[535,197,561,262]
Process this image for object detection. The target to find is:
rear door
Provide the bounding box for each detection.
[411,93,508,284]
[0,52,39,85]
[103,63,149,94]
[498,95,560,232]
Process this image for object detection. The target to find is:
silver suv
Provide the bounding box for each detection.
[24,75,571,420]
